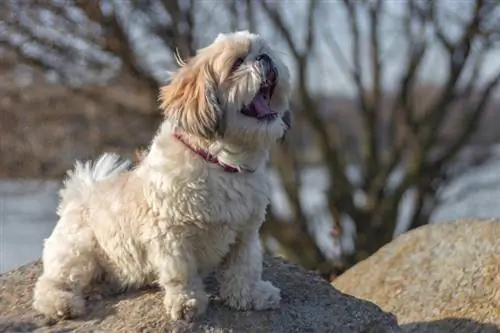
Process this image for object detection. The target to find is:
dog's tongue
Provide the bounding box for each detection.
[252,93,276,118]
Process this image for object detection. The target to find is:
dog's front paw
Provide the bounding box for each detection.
[223,280,281,311]
[33,277,87,320]
[250,280,281,310]
[164,288,208,322]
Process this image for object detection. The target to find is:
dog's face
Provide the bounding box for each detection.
[160,31,291,148]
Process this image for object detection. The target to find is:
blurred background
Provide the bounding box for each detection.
[1,0,500,279]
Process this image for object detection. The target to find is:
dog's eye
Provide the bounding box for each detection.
[232,58,244,71]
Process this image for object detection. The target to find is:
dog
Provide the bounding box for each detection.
[33,30,292,322]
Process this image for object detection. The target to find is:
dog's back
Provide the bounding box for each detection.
[57,153,132,216]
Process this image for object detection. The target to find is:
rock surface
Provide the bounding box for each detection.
[0,256,401,333]
[333,219,500,332]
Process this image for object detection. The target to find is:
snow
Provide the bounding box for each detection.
[0,180,59,273]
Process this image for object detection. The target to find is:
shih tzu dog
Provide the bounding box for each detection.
[33,31,292,322]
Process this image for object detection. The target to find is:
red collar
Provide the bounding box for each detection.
[173,132,250,173]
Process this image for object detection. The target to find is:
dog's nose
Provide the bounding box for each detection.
[256,53,272,65]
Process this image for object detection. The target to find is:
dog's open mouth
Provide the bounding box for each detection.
[241,68,278,121]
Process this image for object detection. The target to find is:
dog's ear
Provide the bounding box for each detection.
[159,60,226,139]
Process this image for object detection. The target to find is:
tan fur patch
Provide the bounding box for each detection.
[159,39,251,140]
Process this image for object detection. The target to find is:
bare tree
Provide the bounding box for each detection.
[260,0,500,269]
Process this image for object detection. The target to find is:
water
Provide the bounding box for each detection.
[2,158,500,274]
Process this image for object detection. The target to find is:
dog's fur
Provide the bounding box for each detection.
[33,31,291,321]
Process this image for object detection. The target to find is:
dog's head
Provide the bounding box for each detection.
[160,31,291,148]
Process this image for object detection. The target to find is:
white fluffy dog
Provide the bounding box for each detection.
[33,31,292,322]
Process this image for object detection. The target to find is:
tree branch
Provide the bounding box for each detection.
[367,0,383,169]
[75,1,159,90]
[432,71,500,170]
[371,1,429,207]
[419,0,483,146]
[341,0,381,191]
[261,211,326,270]
[305,0,318,50]
[260,2,301,59]
[245,0,256,32]
[229,0,238,31]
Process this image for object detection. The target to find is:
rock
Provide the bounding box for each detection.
[333,219,500,332]
[0,256,401,333]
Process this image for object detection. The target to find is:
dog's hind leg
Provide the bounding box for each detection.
[33,153,129,319]
[33,213,99,319]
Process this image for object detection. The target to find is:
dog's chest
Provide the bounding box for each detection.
[192,223,238,274]
[190,172,270,273]
[207,171,270,224]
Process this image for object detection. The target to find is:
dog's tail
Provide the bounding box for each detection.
[58,153,131,215]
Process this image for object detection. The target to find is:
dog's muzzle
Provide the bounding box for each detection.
[256,53,290,143]
[280,110,292,143]
[257,53,278,82]
[256,53,273,68]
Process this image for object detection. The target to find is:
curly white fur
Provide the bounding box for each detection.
[33,30,291,322]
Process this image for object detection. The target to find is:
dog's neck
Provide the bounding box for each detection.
[182,134,269,173]
[143,122,269,173]
[210,141,269,173]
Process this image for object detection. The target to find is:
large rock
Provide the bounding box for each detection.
[333,219,500,332]
[0,256,401,333]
